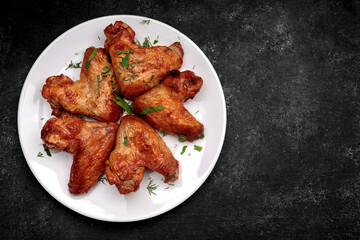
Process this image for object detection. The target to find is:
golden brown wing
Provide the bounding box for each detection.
[104,21,184,100]
[41,113,118,195]
[133,70,204,142]
[41,47,122,122]
[105,115,179,194]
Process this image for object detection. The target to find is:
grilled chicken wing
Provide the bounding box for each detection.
[104,21,184,100]
[105,115,179,194]
[133,70,204,142]
[41,113,118,195]
[41,47,122,122]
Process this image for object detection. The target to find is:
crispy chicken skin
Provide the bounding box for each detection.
[104,21,184,100]
[105,115,179,194]
[41,47,122,122]
[133,70,204,142]
[41,113,118,195]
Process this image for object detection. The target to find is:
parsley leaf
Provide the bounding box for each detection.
[121,54,129,69]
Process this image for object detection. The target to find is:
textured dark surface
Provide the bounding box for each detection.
[1,0,360,239]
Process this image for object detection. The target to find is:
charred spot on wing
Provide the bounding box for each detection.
[169,69,180,77]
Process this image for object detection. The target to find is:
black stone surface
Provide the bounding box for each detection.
[2,0,360,238]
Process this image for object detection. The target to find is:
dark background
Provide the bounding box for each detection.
[1,0,360,239]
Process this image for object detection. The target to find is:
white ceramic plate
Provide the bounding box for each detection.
[17,15,226,222]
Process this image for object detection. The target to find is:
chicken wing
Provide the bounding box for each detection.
[105,115,179,194]
[104,21,184,100]
[41,47,122,122]
[133,70,204,142]
[41,113,118,195]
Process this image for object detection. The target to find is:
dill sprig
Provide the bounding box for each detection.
[147,179,158,195]
[140,19,150,25]
[65,60,82,70]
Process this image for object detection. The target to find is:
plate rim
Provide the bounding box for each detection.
[17,14,227,222]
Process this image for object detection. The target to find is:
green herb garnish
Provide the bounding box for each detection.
[151,75,154,80]
[97,75,101,97]
[111,96,133,114]
[147,179,158,195]
[140,106,164,114]
[141,19,150,25]
[181,145,188,155]
[142,37,152,48]
[65,60,82,70]
[157,83,161,89]
[178,135,187,142]
[43,145,51,157]
[200,133,205,139]
[37,152,44,158]
[85,47,97,69]
[124,136,128,146]
[194,145,203,151]
[153,36,159,44]
[98,176,108,184]
[116,49,133,55]
[102,67,111,75]
[121,54,129,69]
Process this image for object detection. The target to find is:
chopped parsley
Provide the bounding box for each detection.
[200,133,205,139]
[37,152,44,158]
[116,49,133,55]
[178,135,187,142]
[194,145,203,151]
[157,83,161,89]
[181,145,188,155]
[140,106,164,114]
[85,47,97,69]
[147,179,158,195]
[65,60,82,70]
[111,96,133,114]
[121,54,129,69]
[124,136,128,146]
[102,67,111,75]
